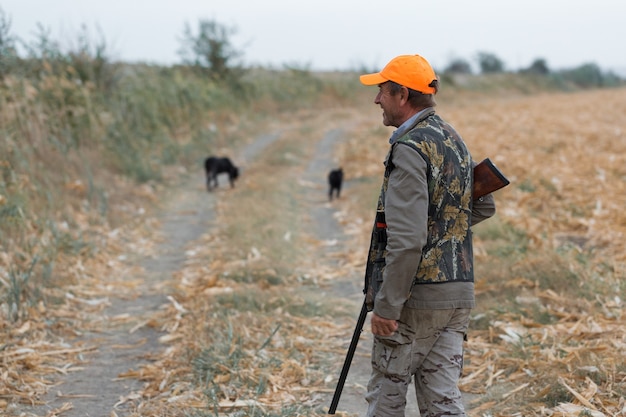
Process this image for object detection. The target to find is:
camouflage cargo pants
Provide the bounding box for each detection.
[365,308,471,417]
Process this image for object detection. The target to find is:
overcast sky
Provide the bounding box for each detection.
[2,0,625,75]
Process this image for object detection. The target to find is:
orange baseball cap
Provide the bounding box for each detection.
[360,54,437,94]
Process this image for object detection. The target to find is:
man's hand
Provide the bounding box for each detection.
[371,313,398,336]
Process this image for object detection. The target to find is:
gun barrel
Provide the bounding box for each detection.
[328,301,368,414]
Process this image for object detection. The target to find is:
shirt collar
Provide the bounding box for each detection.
[388,107,434,144]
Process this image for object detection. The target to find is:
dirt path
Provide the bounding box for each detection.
[14,180,216,416]
[303,128,423,416]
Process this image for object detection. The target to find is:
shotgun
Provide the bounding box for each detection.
[329,209,385,414]
[328,158,509,414]
[328,300,368,414]
[473,158,510,200]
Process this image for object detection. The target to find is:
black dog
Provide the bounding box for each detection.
[204,156,239,191]
[328,168,343,201]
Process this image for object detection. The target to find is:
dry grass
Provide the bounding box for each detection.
[2,85,626,416]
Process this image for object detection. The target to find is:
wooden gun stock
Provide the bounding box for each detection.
[473,158,510,200]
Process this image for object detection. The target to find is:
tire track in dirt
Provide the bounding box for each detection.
[15,183,216,417]
[301,127,372,416]
[304,127,432,416]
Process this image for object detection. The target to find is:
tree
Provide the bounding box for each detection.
[476,52,505,74]
[559,63,606,88]
[177,19,246,83]
[444,58,473,75]
[523,58,550,75]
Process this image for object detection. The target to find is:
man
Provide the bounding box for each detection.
[359,54,496,417]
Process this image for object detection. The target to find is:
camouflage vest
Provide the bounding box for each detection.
[364,113,473,310]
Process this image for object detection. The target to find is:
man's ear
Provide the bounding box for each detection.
[400,86,409,103]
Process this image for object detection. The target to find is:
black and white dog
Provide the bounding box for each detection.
[328,168,343,201]
[204,156,239,191]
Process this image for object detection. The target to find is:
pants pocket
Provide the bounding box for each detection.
[372,336,412,377]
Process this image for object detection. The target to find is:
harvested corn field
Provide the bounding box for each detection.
[2,84,626,417]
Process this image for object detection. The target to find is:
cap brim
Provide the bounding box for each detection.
[359,72,387,86]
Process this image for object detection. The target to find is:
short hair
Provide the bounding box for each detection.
[387,80,438,108]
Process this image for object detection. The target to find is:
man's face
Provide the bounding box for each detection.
[374,82,404,128]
